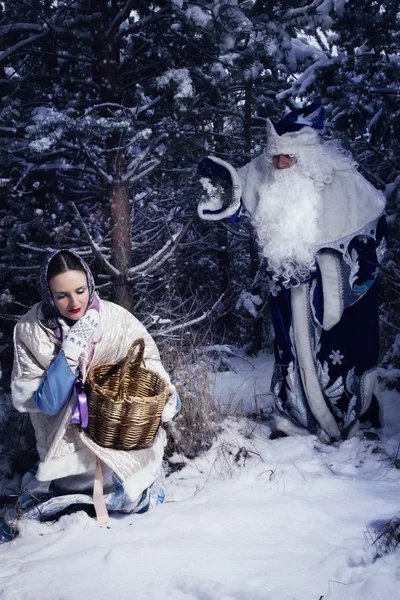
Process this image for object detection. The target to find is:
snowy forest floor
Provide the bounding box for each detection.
[1,353,400,600]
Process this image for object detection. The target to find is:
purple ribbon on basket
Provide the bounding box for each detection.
[71,379,89,428]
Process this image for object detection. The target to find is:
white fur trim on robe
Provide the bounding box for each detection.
[314,251,343,331]
[291,285,341,440]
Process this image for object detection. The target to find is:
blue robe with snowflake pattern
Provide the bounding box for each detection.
[269,214,388,441]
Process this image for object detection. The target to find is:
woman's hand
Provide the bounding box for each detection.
[62,309,100,362]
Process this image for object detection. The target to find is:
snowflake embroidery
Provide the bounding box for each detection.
[330,350,344,365]
[343,248,360,288]
[268,278,281,297]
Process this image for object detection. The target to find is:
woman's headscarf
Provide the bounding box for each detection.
[38,249,96,324]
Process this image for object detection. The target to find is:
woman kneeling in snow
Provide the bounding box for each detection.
[1,249,180,543]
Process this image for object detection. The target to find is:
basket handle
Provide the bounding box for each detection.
[118,338,145,398]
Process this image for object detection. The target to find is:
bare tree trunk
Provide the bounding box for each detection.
[244,81,262,353]
[108,179,133,310]
[91,0,133,310]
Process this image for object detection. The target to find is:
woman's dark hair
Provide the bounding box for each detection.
[47,250,86,283]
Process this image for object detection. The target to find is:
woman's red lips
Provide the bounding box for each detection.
[69,307,81,314]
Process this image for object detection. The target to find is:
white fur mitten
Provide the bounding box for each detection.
[62,309,100,363]
[197,156,242,221]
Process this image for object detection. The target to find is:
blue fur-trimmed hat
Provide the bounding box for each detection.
[266,101,326,156]
[272,101,326,135]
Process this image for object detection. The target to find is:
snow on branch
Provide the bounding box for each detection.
[12,164,33,192]
[115,8,170,41]
[124,159,160,185]
[84,103,129,115]
[157,68,194,102]
[69,202,120,278]
[277,53,330,99]
[106,0,137,40]
[127,234,179,278]
[82,99,163,122]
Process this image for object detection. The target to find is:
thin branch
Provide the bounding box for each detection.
[69,202,120,278]
[355,126,399,172]
[128,217,194,278]
[16,242,93,256]
[131,95,163,120]
[78,141,113,184]
[84,102,128,115]
[0,23,43,35]
[0,31,49,65]
[154,294,225,337]
[219,222,251,239]
[379,316,400,332]
[0,313,20,323]
[122,133,167,183]
[125,159,161,185]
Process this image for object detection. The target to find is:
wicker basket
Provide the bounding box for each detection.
[84,338,168,451]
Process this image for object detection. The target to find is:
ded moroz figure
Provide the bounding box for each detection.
[197,101,388,443]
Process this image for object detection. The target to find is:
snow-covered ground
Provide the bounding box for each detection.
[1,353,400,600]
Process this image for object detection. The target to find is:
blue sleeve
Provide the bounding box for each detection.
[226,203,248,223]
[34,350,77,416]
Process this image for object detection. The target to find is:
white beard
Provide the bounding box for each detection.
[252,164,321,287]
